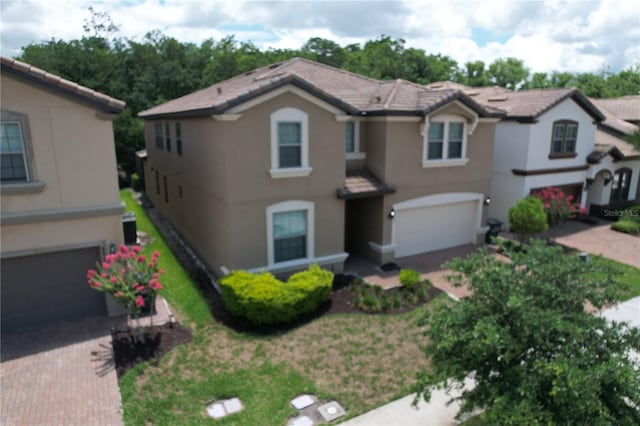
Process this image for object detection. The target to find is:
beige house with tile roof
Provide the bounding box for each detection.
[139,58,503,275]
[592,96,640,126]
[1,56,125,333]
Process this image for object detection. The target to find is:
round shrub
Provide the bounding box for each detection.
[219,264,333,325]
[509,196,548,242]
[611,219,640,235]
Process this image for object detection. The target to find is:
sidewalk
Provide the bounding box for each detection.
[339,297,640,425]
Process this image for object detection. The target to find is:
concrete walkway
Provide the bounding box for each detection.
[338,297,640,425]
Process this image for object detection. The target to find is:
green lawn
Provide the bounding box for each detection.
[121,189,212,326]
[588,255,640,300]
[118,189,441,425]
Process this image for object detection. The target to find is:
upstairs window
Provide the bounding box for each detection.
[176,122,182,156]
[269,108,311,178]
[346,122,355,153]
[154,123,163,149]
[165,122,171,152]
[278,122,302,168]
[1,122,28,182]
[422,116,468,167]
[550,120,578,157]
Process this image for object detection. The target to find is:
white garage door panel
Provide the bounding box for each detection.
[395,201,476,258]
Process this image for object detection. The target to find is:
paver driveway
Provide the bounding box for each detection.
[531,218,640,268]
[1,316,123,426]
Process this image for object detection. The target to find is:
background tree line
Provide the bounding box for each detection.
[16,9,640,175]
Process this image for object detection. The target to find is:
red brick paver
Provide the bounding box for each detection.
[1,317,123,426]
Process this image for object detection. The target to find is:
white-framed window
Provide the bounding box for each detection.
[1,122,29,182]
[422,114,469,168]
[270,108,312,178]
[154,122,163,149]
[345,121,365,160]
[266,200,314,266]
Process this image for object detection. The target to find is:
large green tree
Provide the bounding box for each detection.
[487,57,530,90]
[416,240,640,425]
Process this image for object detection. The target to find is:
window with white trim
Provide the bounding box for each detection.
[422,115,469,167]
[266,200,314,265]
[270,108,311,178]
[1,122,28,182]
[344,121,365,159]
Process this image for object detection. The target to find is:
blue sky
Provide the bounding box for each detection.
[1,0,638,74]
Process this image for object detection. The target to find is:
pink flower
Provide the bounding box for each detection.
[136,255,146,263]
[566,195,574,201]
[102,262,110,269]
[106,254,117,263]
[101,272,108,278]
[93,282,103,288]
[148,262,154,268]
[119,245,129,254]
[114,291,123,298]
[544,203,550,208]
[110,276,118,284]
[159,269,166,275]
[132,246,141,253]
[135,295,145,307]
[87,270,96,278]
[129,252,136,259]
[579,206,586,214]
[152,251,160,261]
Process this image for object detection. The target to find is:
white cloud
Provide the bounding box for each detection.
[1,0,638,74]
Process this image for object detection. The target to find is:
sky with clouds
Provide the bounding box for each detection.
[1,0,638,74]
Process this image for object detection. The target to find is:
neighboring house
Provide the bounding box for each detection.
[587,98,640,215]
[426,83,640,222]
[0,56,125,333]
[591,96,640,126]
[139,58,504,276]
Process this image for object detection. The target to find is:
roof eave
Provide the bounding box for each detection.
[1,61,125,114]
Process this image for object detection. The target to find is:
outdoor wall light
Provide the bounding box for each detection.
[484,196,492,206]
[388,208,396,219]
[109,242,117,254]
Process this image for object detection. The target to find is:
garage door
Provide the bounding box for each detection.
[1,247,107,333]
[395,200,477,258]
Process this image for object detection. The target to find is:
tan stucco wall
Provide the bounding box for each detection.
[144,92,346,272]
[1,74,123,255]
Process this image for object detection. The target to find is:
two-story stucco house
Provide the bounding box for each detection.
[139,58,504,276]
[1,57,125,333]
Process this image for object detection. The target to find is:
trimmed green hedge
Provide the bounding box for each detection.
[220,264,333,325]
[611,205,640,235]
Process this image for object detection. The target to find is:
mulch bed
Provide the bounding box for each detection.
[112,322,192,378]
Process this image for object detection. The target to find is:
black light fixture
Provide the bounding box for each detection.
[484,196,492,206]
[388,208,396,219]
[109,242,117,254]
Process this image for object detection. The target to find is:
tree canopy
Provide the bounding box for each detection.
[415,240,640,425]
[15,8,640,176]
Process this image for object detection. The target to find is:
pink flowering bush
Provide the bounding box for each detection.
[87,245,164,317]
[532,187,585,227]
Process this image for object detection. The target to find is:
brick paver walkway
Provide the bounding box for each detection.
[1,317,123,426]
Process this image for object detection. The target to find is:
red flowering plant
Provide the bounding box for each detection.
[87,245,164,320]
[532,186,585,227]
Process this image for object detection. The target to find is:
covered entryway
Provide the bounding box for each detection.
[393,193,483,258]
[1,246,107,334]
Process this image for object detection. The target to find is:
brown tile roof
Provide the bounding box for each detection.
[139,58,501,119]
[337,169,396,199]
[1,56,125,113]
[591,96,640,122]
[589,98,638,136]
[466,87,604,121]
[594,129,639,158]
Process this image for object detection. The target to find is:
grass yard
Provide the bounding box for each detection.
[121,189,212,326]
[588,255,640,300]
[119,189,440,425]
